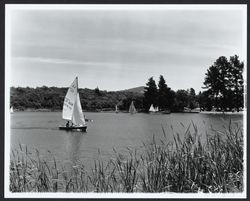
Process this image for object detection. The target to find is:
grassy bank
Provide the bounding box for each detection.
[9,121,243,193]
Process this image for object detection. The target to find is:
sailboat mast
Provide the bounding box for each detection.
[76,76,78,90]
[74,76,78,124]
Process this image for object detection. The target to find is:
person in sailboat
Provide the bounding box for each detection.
[66,121,70,127]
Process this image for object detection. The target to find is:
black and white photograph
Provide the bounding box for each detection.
[5,4,246,198]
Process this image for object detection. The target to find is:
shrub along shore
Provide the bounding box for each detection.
[10,121,243,193]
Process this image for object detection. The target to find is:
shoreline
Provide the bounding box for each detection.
[200,111,244,115]
[11,109,245,115]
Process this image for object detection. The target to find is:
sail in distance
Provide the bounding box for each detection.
[129,101,137,114]
[149,104,155,112]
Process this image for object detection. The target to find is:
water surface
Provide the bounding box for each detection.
[10,112,243,168]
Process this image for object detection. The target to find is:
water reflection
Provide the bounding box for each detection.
[64,132,85,165]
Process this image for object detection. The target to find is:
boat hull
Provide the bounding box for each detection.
[59,125,87,132]
[161,110,171,114]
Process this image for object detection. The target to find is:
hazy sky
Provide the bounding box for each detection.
[7,5,246,93]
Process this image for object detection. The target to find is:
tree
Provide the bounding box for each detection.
[143,77,158,110]
[203,55,244,111]
[188,88,197,109]
[197,91,213,111]
[158,75,174,110]
[166,89,176,111]
[95,87,101,96]
[203,57,227,109]
[175,90,189,111]
[158,75,169,110]
[10,86,144,112]
[229,55,244,111]
[190,88,196,97]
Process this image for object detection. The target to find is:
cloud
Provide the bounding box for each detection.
[9,7,246,91]
[13,56,153,73]
[14,56,97,66]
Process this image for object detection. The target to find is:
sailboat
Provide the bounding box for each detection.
[129,101,137,114]
[149,104,156,113]
[10,106,14,113]
[59,77,87,132]
[115,105,118,113]
[155,106,159,112]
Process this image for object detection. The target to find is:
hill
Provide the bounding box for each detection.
[120,86,145,94]
[10,86,144,112]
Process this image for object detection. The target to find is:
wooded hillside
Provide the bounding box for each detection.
[10,86,144,111]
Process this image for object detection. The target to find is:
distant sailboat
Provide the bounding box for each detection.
[155,106,159,112]
[115,105,118,113]
[162,109,171,114]
[59,77,87,132]
[129,101,137,114]
[10,106,14,113]
[149,104,156,113]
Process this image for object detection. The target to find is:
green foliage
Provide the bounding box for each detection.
[174,90,189,111]
[143,76,199,112]
[187,88,197,109]
[94,87,101,96]
[197,91,212,111]
[158,75,173,110]
[203,55,244,111]
[10,87,143,112]
[143,75,176,112]
[143,77,158,110]
[229,55,244,111]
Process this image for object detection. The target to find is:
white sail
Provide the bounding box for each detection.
[129,101,136,114]
[62,77,78,120]
[115,105,118,113]
[72,92,86,125]
[149,104,155,112]
[155,106,159,112]
[10,106,14,113]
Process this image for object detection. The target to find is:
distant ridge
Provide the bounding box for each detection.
[120,86,145,94]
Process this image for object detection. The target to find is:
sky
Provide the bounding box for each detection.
[7,5,246,93]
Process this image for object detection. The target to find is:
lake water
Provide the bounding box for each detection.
[10,112,243,169]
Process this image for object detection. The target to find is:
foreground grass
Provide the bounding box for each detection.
[10,121,243,193]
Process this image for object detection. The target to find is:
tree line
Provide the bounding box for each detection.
[10,86,143,112]
[142,55,244,112]
[142,75,198,112]
[10,55,244,112]
[201,55,244,112]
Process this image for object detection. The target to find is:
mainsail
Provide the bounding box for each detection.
[129,101,137,114]
[62,77,86,125]
[62,77,78,120]
[72,92,86,125]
